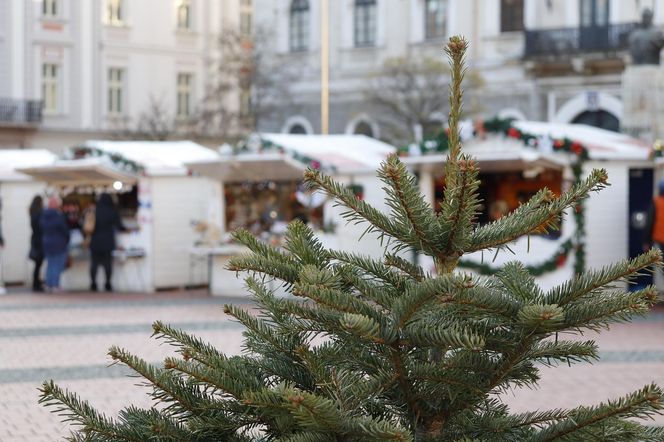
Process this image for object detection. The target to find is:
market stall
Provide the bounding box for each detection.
[19,140,222,292]
[0,149,57,285]
[186,133,397,297]
[403,118,653,290]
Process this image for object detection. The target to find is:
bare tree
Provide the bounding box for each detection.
[196,28,295,139]
[365,56,482,144]
[134,95,175,141]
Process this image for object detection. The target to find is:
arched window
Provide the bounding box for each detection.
[290,0,309,52]
[425,0,446,39]
[354,0,377,47]
[353,121,374,137]
[289,123,307,134]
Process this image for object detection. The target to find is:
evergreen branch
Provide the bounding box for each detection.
[384,253,425,281]
[496,262,543,303]
[468,169,608,253]
[546,248,662,306]
[293,280,385,324]
[338,265,397,309]
[152,320,226,368]
[404,320,485,350]
[379,154,443,256]
[227,253,301,285]
[443,36,468,186]
[304,168,406,245]
[284,220,329,268]
[437,157,482,271]
[232,228,293,263]
[562,286,659,331]
[116,406,197,441]
[526,340,598,366]
[328,249,410,290]
[391,274,462,328]
[108,346,206,416]
[38,381,130,441]
[532,384,664,441]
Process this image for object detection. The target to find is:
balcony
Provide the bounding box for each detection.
[0,99,43,127]
[525,23,638,59]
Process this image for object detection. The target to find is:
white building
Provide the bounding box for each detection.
[0,0,250,152]
[253,0,662,140]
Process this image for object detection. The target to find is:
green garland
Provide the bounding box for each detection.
[70,146,144,174]
[403,116,589,276]
[234,137,337,174]
[458,238,574,276]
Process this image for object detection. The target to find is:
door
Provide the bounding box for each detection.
[579,0,609,51]
[628,168,654,290]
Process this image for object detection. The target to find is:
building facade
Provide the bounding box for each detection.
[0,0,247,152]
[254,0,663,142]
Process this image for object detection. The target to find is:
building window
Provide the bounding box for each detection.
[42,63,59,113]
[354,0,377,47]
[176,0,192,30]
[176,73,193,118]
[580,0,609,27]
[43,0,58,17]
[289,123,307,134]
[107,0,124,25]
[500,0,524,33]
[108,68,124,115]
[240,0,252,37]
[289,0,309,52]
[353,121,374,137]
[425,0,446,39]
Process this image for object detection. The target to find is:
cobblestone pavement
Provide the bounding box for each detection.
[1,290,664,440]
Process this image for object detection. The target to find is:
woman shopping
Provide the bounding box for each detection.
[89,193,125,292]
[41,196,70,292]
[29,195,44,292]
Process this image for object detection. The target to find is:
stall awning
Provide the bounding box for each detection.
[187,153,307,183]
[17,159,137,186]
[403,150,565,175]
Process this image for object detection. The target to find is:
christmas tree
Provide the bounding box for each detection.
[40,36,664,441]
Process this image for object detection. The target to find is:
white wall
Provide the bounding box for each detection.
[583,161,629,270]
[151,175,222,289]
[0,181,46,284]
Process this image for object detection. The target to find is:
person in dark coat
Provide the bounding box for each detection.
[89,193,124,292]
[29,195,44,291]
[41,196,70,292]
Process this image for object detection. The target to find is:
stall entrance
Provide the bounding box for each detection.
[434,169,563,235]
[225,180,324,238]
[628,168,654,290]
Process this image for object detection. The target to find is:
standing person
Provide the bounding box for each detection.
[89,193,124,292]
[41,196,70,293]
[29,195,44,292]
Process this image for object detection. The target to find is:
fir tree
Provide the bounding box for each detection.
[40,36,664,441]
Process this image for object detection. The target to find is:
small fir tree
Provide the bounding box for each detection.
[40,37,664,441]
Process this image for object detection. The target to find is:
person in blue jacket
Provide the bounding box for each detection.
[41,196,70,292]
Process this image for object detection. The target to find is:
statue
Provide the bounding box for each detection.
[629,8,664,65]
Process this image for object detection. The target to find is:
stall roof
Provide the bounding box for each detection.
[259,134,396,172]
[18,158,136,186]
[187,153,306,183]
[81,140,219,176]
[403,136,567,174]
[186,134,397,183]
[513,121,651,161]
[0,149,58,181]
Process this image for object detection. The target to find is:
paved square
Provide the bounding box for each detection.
[1,289,663,440]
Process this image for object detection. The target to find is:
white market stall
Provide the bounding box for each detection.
[0,149,57,285]
[186,133,397,297]
[403,119,653,290]
[19,140,223,292]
